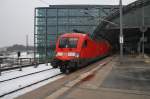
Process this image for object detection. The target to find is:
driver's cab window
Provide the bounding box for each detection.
[83,40,87,48]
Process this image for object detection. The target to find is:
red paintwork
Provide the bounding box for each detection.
[55,33,111,61]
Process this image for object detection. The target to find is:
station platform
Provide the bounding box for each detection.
[16,55,150,99]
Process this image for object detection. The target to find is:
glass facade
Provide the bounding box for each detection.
[34,5,118,62]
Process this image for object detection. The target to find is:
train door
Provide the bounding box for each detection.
[81,39,88,58]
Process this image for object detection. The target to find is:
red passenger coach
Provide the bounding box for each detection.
[51,33,111,73]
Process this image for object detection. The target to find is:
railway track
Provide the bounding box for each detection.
[0,69,63,98]
[1,64,40,72]
[0,68,53,83]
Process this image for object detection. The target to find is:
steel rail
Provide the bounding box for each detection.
[0,72,62,97]
[0,68,54,83]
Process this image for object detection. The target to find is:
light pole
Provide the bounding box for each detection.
[139,0,147,57]
[142,0,145,57]
[26,35,29,54]
[119,0,124,60]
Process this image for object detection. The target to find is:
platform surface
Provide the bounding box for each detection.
[16,55,150,99]
[53,55,150,99]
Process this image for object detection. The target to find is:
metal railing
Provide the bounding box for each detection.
[0,57,35,76]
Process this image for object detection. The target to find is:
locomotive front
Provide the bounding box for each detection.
[51,33,85,73]
[56,37,80,60]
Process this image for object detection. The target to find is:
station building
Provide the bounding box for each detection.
[34,5,118,61]
[34,0,150,62]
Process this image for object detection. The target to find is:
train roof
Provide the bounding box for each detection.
[60,33,88,38]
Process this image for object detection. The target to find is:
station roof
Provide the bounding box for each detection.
[36,5,118,9]
[93,0,150,51]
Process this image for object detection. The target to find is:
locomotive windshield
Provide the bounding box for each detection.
[59,37,78,48]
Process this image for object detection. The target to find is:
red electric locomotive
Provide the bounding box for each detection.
[51,33,111,73]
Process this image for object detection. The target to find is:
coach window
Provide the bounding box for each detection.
[83,40,87,48]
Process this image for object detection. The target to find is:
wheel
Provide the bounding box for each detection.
[65,68,71,74]
[52,65,57,68]
[60,68,66,73]
[51,59,59,68]
[68,62,77,72]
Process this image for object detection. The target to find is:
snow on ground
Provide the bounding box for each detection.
[0,64,52,81]
[0,64,64,99]
[3,75,64,99]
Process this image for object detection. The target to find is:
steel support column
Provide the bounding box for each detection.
[142,0,145,57]
[34,8,37,67]
[45,9,48,64]
[119,0,124,59]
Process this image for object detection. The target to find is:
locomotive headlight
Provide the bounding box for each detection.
[75,53,79,58]
[68,52,79,57]
[68,52,75,56]
[56,52,79,57]
[56,52,63,56]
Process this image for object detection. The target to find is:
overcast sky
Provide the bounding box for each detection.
[0,0,136,47]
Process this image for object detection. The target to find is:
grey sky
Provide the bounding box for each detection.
[0,0,136,47]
